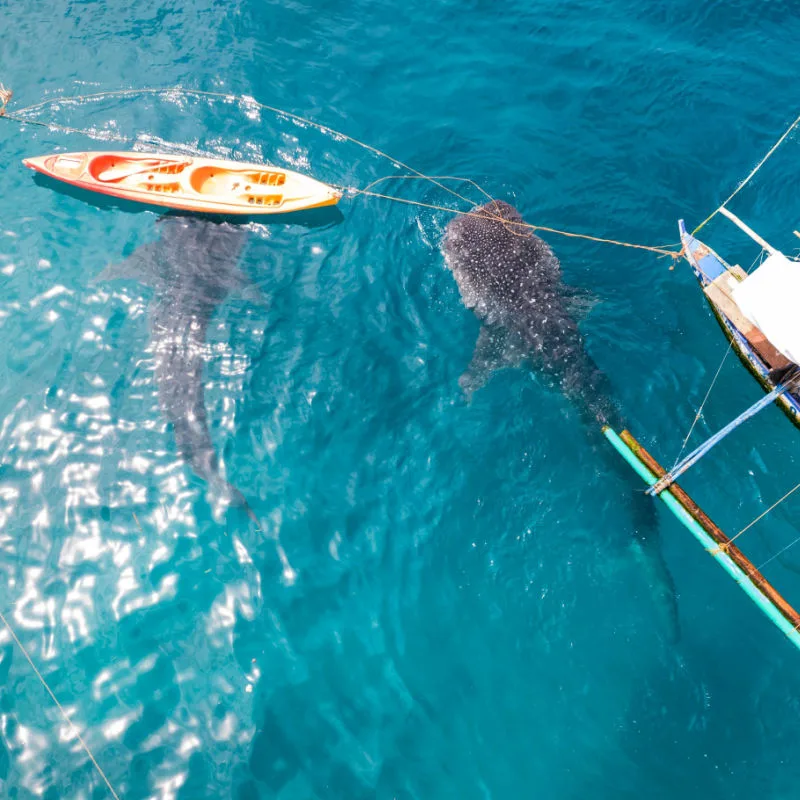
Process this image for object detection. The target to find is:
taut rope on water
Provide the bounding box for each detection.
[0,609,121,799]
[0,83,683,261]
[345,182,682,256]
[693,111,800,235]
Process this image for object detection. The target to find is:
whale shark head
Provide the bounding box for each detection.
[443,200,529,274]
[442,199,561,323]
[443,200,536,255]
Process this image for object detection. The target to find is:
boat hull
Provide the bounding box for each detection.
[679,220,800,428]
[23,151,342,216]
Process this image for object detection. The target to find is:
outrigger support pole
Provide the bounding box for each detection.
[719,206,778,255]
[648,372,800,496]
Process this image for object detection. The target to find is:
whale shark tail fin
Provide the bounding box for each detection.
[237,492,265,533]
[221,480,298,583]
[220,480,262,530]
[628,488,681,644]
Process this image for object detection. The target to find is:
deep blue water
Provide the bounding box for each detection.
[3,1,800,797]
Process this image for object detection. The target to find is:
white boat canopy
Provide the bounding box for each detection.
[732,251,800,365]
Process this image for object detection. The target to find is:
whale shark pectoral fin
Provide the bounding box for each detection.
[92,242,162,287]
[459,325,524,400]
[561,285,601,321]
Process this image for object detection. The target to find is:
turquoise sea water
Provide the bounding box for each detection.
[4,1,800,797]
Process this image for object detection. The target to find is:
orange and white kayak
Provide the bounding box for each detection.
[22,150,342,215]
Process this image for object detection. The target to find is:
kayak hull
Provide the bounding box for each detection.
[23,151,342,215]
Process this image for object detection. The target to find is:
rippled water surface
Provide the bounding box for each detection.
[4,1,800,797]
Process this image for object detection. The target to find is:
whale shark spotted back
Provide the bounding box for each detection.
[442,200,620,426]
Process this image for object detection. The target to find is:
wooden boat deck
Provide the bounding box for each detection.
[703,266,792,372]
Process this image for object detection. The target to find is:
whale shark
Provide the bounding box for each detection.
[442,199,620,425]
[97,215,262,523]
[442,199,680,641]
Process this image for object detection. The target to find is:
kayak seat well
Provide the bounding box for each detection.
[189,166,285,206]
[90,154,190,182]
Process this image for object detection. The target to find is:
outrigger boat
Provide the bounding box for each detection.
[22,150,342,215]
[606,209,800,650]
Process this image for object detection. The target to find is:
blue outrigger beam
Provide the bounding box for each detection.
[604,427,800,651]
[647,381,793,496]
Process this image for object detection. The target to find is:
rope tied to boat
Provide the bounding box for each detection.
[343,181,684,258]
[693,111,800,235]
[706,476,800,563]
[0,82,684,260]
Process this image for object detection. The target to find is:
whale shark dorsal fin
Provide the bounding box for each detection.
[237,281,269,308]
[93,241,164,288]
[459,325,525,401]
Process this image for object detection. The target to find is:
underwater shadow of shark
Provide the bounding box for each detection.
[442,200,680,642]
[97,215,295,578]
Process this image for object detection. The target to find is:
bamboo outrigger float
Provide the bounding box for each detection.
[607,211,800,651]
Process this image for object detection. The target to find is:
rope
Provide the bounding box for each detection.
[670,248,765,468]
[350,188,682,256]
[671,343,733,469]
[693,111,800,235]
[1,84,683,260]
[1,112,130,143]
[724,478,800,551]
[758,524,800,571]
[354,173,496,203]
[0,609,121,799]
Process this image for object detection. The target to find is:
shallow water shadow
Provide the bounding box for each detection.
[30,172,346,229]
